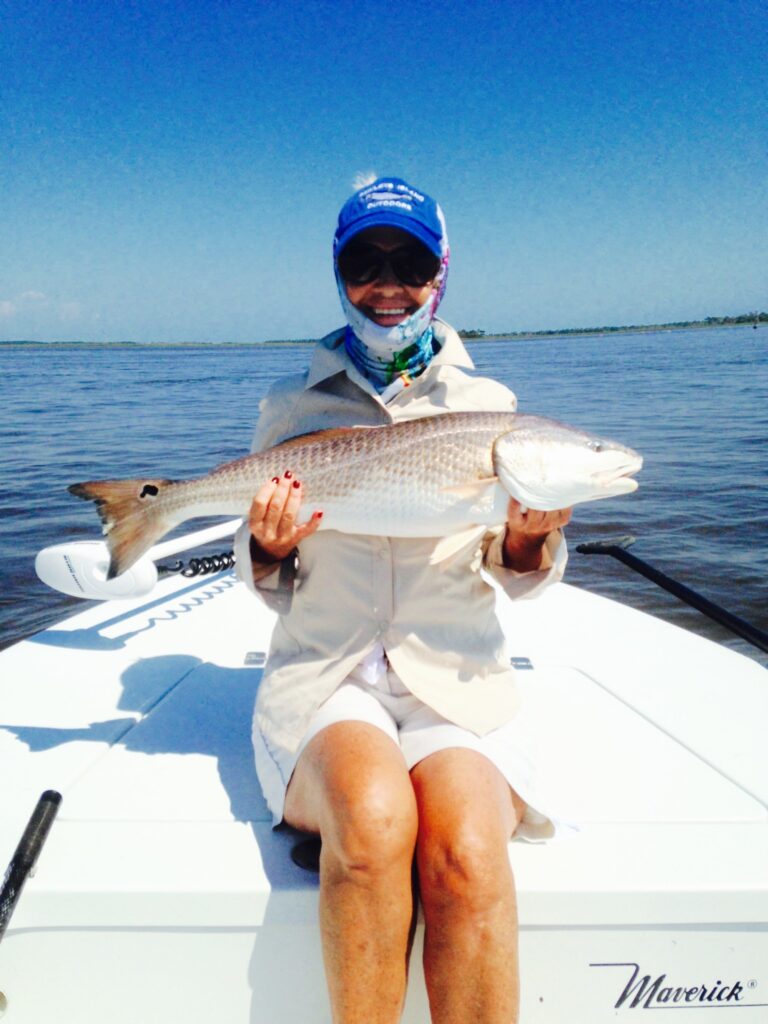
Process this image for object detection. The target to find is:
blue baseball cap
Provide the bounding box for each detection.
[334,177,446,258]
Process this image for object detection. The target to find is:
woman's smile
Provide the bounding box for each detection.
[363,302,415,326]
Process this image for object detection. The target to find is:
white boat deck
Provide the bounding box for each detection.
[1,569,767,1021]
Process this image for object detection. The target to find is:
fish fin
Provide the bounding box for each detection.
[441,476,499,499]
[68,479,176,578]
[428,526,487,565]
[276,425,380,449]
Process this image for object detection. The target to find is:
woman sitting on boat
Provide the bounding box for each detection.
[234,176,572,1024]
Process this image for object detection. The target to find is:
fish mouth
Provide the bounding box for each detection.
[592,454,643,493]
[603,476,640,495]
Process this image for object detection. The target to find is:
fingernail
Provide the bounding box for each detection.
[284,471,292,479]
[315,510,324,519]
[271,477,279,484]
[292,479,300,489]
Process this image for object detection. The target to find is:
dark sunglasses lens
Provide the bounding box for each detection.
[392,247,441,286]
[337,245,382,285]
[338,243,441,286]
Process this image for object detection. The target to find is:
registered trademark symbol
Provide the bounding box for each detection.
[748,979,758,990]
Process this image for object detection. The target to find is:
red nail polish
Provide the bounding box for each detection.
[292,479,300,489]
[271,477,279,484]
[316,511,324,519]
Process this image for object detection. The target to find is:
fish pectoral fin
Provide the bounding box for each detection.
[428,526,487,566]
[440,476,499,499]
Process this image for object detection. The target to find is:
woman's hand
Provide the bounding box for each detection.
[248,471,323,563]
[502,498,572,573]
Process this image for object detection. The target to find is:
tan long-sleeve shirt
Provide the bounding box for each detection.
[235,320,566,754]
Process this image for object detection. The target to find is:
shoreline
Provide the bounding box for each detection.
[0,320,762,350]
[468,321,762,343]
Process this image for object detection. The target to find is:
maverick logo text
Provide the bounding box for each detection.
[589,961,763,1010]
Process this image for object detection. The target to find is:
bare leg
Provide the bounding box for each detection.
[284,722,419,1024]
[411,749,524,1024]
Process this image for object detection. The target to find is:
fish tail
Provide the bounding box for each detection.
[68,478,177,578]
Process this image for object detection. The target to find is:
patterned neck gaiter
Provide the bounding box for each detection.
[342,322,437,395]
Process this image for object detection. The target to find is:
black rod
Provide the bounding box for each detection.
[577,536,768,655]
[0,790,62,944]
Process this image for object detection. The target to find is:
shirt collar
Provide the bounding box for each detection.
[304,318,475,391]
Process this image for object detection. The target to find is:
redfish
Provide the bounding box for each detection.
[69,411,642,579]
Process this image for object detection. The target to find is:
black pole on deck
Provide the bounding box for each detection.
[0,790,62,944]
[577,536,768,655]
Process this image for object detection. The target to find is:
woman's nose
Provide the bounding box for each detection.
[373,260,400,288]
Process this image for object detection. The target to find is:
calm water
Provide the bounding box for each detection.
[1,327,766,666]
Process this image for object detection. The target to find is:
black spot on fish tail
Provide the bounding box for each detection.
[67,477,178,576]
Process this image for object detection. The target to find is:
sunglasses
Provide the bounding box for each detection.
[337,241,441,287]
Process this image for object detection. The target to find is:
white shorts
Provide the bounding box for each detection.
[253,661,571,842]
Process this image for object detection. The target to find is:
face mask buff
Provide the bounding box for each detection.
[335,278,440,392]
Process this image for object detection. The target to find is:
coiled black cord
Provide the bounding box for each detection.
[157,550,236,579]
[182,550,236,577]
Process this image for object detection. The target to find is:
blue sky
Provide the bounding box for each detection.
[2,0,766,342]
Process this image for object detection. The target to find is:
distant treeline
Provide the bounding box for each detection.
[459,311,767,340]
[2,312,765,348]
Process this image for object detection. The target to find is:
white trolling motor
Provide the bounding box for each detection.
[35,519,242,601]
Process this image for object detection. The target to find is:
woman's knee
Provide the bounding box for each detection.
[323,775,419,875]
[417,819,513,916]
[298,727,418,875]
[286,722,418,871]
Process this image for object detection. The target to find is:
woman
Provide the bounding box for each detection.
[234,177,571,1024]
